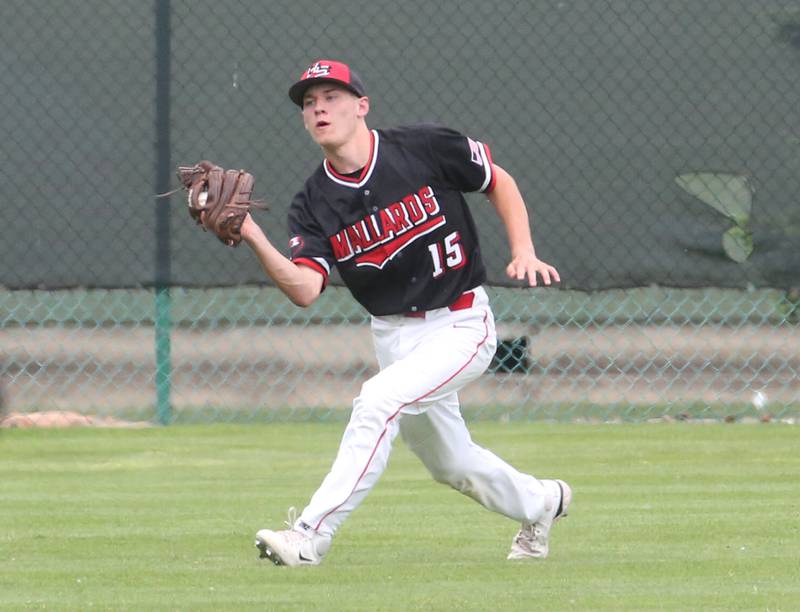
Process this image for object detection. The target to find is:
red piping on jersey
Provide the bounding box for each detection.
[313,310,490,532]
[293,257,329,287]
[483,145,497,194]
[324,130,376,184]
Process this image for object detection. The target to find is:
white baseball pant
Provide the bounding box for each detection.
[297,286,550,537]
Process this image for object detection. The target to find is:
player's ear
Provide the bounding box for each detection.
[356,96,370,118]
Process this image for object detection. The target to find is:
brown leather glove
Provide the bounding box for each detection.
[176,160,264,247]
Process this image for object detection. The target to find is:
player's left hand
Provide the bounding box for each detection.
[506,252,560,287]
[175,161,267,247]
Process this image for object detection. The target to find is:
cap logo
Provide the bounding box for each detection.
[304,62,331,79]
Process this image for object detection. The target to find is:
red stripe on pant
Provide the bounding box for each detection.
[314,312,490,531]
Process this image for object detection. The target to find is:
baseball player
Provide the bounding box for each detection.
[245,59,571,566]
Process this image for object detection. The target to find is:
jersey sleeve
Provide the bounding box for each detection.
[425,125,496,194]
[287,190,334,288]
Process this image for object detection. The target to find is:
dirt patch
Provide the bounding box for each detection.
[1,410,152,429]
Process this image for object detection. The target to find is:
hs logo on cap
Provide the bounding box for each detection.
[305,62,331,79]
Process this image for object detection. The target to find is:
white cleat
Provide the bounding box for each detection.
[255,508,331,567]
[507,479,572,560]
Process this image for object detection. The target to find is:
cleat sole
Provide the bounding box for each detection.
[255,538,284,565]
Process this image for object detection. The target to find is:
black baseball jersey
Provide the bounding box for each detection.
[287,124,496,316]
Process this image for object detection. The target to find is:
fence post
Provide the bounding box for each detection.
[154,0,172,425]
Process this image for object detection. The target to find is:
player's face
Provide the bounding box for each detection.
[301,85,367,148]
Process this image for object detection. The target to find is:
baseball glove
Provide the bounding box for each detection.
[176,160,265,247]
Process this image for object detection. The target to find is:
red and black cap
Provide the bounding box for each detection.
[288,60,367,107]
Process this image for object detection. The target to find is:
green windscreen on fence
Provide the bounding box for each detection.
[1,0,798,290]
[1,1,798,424]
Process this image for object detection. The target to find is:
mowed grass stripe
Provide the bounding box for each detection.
[1,423,797,611]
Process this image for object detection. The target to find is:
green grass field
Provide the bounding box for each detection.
[2,423,798,611]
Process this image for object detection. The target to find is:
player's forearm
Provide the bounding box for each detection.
[240,218,323,307]
[487,164,537,257]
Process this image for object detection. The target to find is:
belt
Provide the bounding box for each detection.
[403,291,475,318]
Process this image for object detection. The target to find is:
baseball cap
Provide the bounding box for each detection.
[288,59,367,107]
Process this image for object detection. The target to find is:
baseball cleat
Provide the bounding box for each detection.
[255,508,331,567]
[507,479,572,560]
[255,528,330,566]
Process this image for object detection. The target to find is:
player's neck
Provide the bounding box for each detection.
[322,124,372,175]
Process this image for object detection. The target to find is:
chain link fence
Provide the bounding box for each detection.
[2,286,799,423]
[1,1,799,424]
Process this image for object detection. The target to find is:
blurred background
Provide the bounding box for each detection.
[1,0,798,423]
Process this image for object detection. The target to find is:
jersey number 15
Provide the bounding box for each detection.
[427,231,466,278]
